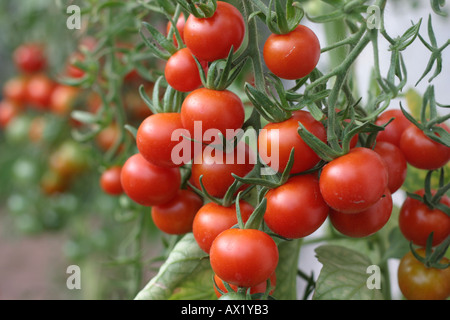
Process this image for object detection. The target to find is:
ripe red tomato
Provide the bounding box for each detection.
[263,25,320,80]
[66,52,85,79]
[50,85,79,115]
[399,124,450,170]
[192,201,254,254]
[213,272,276,298]
[0,100,21,128]
[120,153,181,206]
[26,74,56,110]
[319,147,388,213]
[374,141,407,193]
[165,48,206,92]
[151,189,203,235]
[184,1,245,62]
[95,123,124,152]
[189,142,255,198]
[181,88,245,144]
[258,110,326,174]
[3,76,29,106]
[399,189,450,247]
[100,166,123,196]
[264,174,329,239]
[209,228,279,288]
[166,13,186,46]
[398,249,450,300]
[329,188,393,238]
[375,109,411,147]
[13,43,47,74]
[136,112,191,168]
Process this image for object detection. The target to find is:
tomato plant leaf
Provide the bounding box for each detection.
[313,245,384,300]
[272,239,302,300]
[134,233,209,300]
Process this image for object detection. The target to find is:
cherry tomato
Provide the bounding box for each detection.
[50,85,79,115]
[258,110,326,174]
[319,147,388,213]
[398,249,450,300]
[264,174,329,239]
[263,25,320,80]
[26,73,56,110]
[28,116,46,144]
[374,141,407,193]
[329,188,393,238]
[181,88,245,144]
[41,169,70,195]
[120,153,181,206]
[375,109,411,147]
[137,112,191,168]
[95,123,124,152]
[3,76,29,106]
[13,43,47,74]
[192,201,254,254]
[399,189,450,247]
[0,100,21,128]
[166,13,186,46]
[189,142,255,198]
[100,166,123,196]
[214,272,276,298]
[49,140,89,177]
[399,124,450,170]
[165,48,206,92]
[151,189,203,235]
[66,52,85,79]
[209,228,279,288]
[184,1,245,62]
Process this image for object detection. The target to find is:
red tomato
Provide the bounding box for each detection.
[258,110,326,174]
[95,123,124,152]
[329,188,393,238]
[0,100,21,128]
[49,141,89,178]
[50,85,79,115]
[209,228,279,288]
[100,166,123,196]
[184,1,245,62]
[214,272,276,298]
[319,147,388,213]
[41,169,70,195]
[399,124,450,170]
[192,201,254,254]
[263,25,320,80]
[375,109,411,147]
[189,142,255,198]
[166,13,186,46]
[181,88,245,144]
[151,189,203,235]
[165,48,206,92]
[66,52,85,79]
[26,74,56,110]
[399,189,450,247]
[264,174,329,239]
[398,249,450,300]
[120,153,181,206]
[13,43,47,74]
[374,141,407,193]
[136,112,191,168]
[3,76,29,106]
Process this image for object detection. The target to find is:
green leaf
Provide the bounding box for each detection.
[313,245,384,300]
[134,233,209,300]
[168,262,216,300]
[272,239,302,300]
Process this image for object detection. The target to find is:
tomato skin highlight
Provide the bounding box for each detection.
[192,201,253,254]
[374,141,407,193]
[319,147,388,213]
[151,189,203,235]
[258,110,326,174]
[264,174,329,239]
[329,188,393,238]
[181,88,245,144]
[164,48,206,92]
[209,228,279,288]
[263,25,320,80]
[399,124,450,170]
[100,166,123,196]
[136,113,189,168]
[399,189,450,247]
[120,153,181,206]
[398,249,450,300]
[184,1,245,62]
